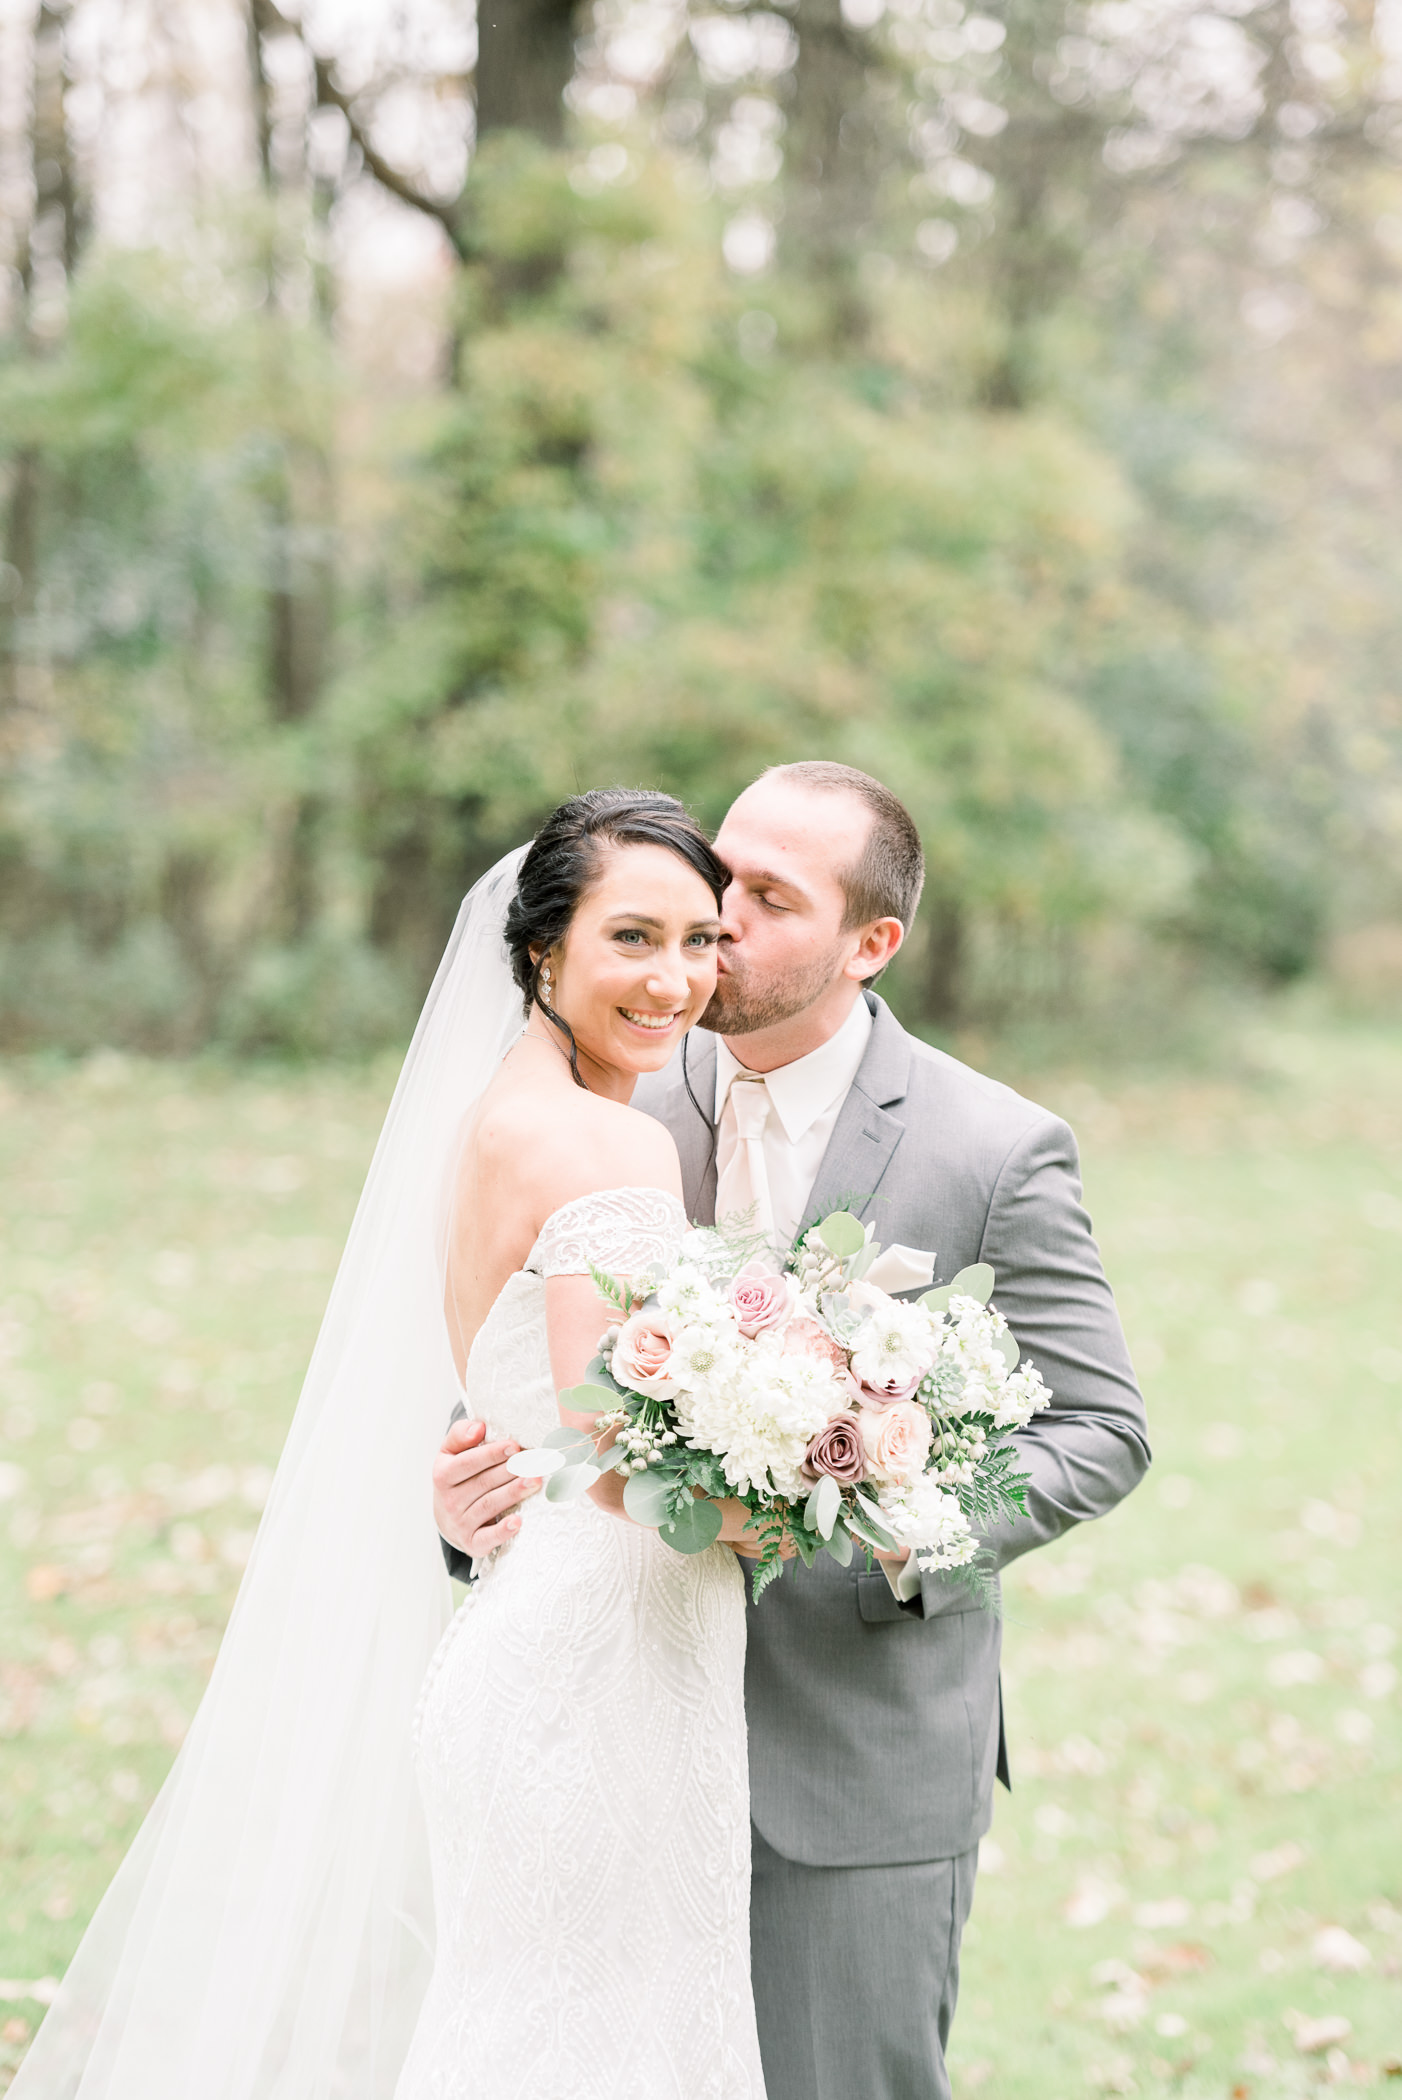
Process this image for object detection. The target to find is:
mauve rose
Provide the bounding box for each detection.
[802,1415,867,1484]
[858,1400,933,1484]
[858,1368,924,1407]
[612,1310,679,1398]
[728,1263,794,1338]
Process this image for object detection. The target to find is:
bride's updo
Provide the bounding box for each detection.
[504,788,728,1033]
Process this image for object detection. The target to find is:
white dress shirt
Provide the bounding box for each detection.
[713,996,922,1606]
[713,996,873,1255]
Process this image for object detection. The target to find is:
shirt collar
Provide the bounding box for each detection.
[713,995,873,1145]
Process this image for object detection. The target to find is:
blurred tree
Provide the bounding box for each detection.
[2,0,1401,1054]
[1,0,85,715]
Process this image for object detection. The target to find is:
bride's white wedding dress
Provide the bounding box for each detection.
[397,1187,766,2100]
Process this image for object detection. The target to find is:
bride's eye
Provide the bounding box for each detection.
[615,929,647,946]
[685,932,718,950]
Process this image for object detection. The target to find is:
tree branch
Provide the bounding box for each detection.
[251,0,470,259]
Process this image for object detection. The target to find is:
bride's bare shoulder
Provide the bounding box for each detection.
[471,1082,681,1218]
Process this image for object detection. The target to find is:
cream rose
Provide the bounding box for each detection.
[612,1310,680,1399]
[858,1400,933,1485]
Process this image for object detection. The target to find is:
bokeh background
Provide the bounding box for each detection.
[1,0,1400,2091]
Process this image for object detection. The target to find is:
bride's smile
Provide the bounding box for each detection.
[525,839,722,1095]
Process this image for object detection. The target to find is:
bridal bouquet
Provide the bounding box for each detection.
[514,1211,1052,1601]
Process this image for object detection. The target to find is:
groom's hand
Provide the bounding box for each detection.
[433,1417,540,1558]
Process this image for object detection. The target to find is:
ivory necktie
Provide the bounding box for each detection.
[717,1074,776,1245]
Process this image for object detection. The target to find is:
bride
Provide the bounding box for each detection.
[15,789,767,2100]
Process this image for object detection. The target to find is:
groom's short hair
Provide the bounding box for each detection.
[761,762,925,933]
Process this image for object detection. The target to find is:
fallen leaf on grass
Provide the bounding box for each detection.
[0,1981,58,2006]
[1065,1875,1124,1927]
[1133,1897,1192,1930]
[1139,1942,1212,1980]
[1312,1926,1371,1973]
[1284,2011,1352,2054]
[1250,1841,1305,1882]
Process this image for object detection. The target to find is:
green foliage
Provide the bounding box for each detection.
[3,130,1396,1052]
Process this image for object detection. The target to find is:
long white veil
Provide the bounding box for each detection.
[14,848,530,2100]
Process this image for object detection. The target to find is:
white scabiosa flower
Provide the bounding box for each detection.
[667,1316,742,1394]
[849,1295,937,1396]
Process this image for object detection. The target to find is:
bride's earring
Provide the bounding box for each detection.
[540,962,554,1007]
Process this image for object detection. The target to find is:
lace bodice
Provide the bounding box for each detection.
[461,1187,687,1460]
[526,1185,687,1278]
[400,1183,764,2100]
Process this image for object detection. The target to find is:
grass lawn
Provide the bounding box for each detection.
[1,1022,1399,2094]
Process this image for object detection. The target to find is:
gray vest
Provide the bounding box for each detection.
[631,995,1150,1867]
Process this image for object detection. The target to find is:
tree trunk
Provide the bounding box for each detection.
[245,0,336,939]
[474,0,582,144]
[785,0,880,336]
[922,898,966,1028]
[2,0,84,715]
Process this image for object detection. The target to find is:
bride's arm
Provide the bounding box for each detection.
[545,1273,757,1546]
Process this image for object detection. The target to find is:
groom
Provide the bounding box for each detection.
[435,760,1150,2100]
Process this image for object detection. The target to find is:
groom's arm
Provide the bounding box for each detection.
[964,1112,1151,1572]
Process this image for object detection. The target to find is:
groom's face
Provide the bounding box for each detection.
[704,780,871,1036]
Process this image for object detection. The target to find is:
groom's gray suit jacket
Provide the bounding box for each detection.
[630,994,1150,1869]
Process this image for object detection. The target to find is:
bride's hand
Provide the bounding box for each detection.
[717,1499,797,1559]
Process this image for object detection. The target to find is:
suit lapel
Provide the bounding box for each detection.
[800,997,913,1241]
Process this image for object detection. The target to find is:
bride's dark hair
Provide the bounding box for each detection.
[503,788,729,1087]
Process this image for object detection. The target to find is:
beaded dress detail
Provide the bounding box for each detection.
[396,1189,765,2100]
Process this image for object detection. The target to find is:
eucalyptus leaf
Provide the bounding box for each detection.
[660,1496,723,1555]
[823,1523,854,1567]
[990,1332,1021,1373]
[622,1468,671,1527]
[545,1463,596,1503]
[590,1444,627,1473]
[504,1446,565,1479]
[849,1491,898,1551]
[848,1510,898,1553]
[544,1425,594,1453]
[557,1383,614,1411]
[803,1482,824,1534]
[813,1471,842,1541]
[848,1238,880,1281]
[818,1210,866,1260]
[948,1262,995,1306]
[919,1286,952,1314]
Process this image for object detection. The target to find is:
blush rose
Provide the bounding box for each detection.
[858,1400,933,1485]
[728,1264,794,1338]
[612,1310,679,1399]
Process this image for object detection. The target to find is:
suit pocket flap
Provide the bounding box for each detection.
[855,1573,913,1623]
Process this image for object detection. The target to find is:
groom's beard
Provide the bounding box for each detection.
[701,941,849,1036]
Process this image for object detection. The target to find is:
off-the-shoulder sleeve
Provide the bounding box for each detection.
[527,1187,687,1279]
